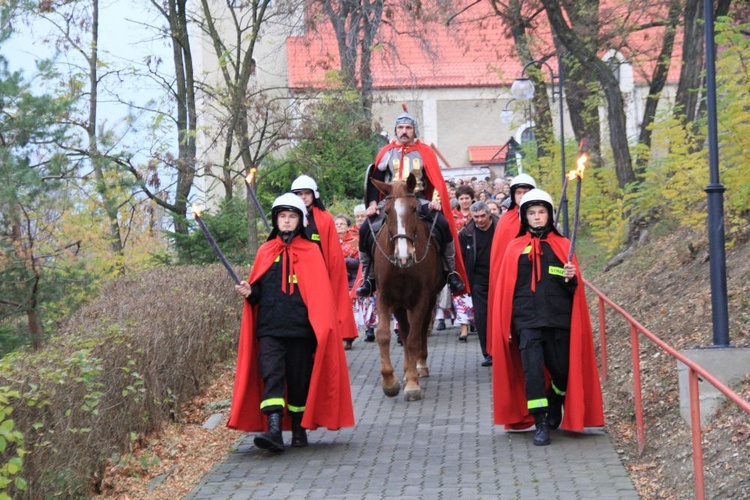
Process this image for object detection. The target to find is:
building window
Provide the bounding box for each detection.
[249,58,256,76]
[521,125,536,144]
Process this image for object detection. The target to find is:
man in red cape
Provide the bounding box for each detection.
[490,189,604,443]
[356,104,469,297]
[291,175,359,350]
[228,193,355,449]
[486,173,536,355]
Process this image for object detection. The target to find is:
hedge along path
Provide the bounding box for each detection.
[0,264,242,499]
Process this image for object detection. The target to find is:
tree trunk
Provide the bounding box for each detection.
[319,0,383,118]
[87,0,124,257]
[155,0,197,236]
[674,0,704,125]
[635,0,680,178]
[540,0,635,188]
[560,0,601,164]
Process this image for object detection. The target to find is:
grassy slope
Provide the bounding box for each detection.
[580,225,750,498]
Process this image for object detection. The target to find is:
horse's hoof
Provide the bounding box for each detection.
[382,381,401,398]
[417,365,429,378]
[404,389,422,401]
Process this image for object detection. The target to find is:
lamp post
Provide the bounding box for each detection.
[703,0,730,347]
[511,57,568,236]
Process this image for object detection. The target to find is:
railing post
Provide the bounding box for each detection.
[689,370,706,499]
[630,324,646,455]
[598,296,607,382]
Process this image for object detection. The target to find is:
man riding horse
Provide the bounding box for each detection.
[356,105,469,297]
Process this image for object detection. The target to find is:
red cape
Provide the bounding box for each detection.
[311,206,359,341]
[486,207,521,354]
[371,140,470,294]
[490,232,604,432]
[227,236,355,432]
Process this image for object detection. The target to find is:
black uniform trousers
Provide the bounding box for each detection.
[517,327,570,413]
[258,335,317,416]
[471,282,489,358]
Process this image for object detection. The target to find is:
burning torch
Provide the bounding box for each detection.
[244,168,271,232]
[192,203,242,285]
[567,153,588,264]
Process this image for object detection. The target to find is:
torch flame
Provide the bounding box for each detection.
[191,203,203,218]
[245,168,257,185]
[567,153,588,180]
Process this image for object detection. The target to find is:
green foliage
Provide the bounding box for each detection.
[0,387,27,499]
[169,196,250,266]
[258,88,378,205]
[0,265,238,497]
[583,16,750,253]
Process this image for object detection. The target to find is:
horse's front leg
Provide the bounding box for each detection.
[377,304,400,398]
[402,311,424,401]
[416,301,434,378]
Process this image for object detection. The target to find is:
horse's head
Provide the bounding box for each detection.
[373,174,419,268]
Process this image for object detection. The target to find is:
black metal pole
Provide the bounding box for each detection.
[558,54,569,236]
[704,0,730,347]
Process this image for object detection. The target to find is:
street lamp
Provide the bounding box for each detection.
[511,58,568,236]
[703,0,730,346]
[500,99,516,124]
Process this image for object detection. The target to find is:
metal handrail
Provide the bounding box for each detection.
[584,278,750,500]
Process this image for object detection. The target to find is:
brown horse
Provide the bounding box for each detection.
[371,174,446,401]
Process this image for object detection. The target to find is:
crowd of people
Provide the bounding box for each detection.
[226,105,604,453]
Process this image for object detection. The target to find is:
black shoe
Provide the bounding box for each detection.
[481,356,493,367]
[447,273,465,294]
[343,339,353,350]
[469,323,476,333]
[291,415,308,448]
[458,334,468,342]
[364,328,375,342]
[254,412,284,452]
[436,319,446,331]
[533,413,551,446]
[547,391,565,430]
[356,278,376,297]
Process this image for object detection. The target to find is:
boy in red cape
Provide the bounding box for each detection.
[486,174,536,355]
[228,193,355,452]
[490,189,603,446]
[291,175,359,350]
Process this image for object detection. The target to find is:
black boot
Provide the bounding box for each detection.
[547,391,565,430]
[364,327,376,342]
[254,412,284,452]
[443,241,465,294]
[356,252,376,297]
[533,412,551,446]
[291,414,308,448]
[436,319,446,331]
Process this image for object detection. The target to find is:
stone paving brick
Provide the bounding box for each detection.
[187,327,639,499]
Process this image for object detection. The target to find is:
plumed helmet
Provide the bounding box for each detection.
[518,188,559,235]
[394,103,419,137]
[290,174,320,199]
[508,173,537,208]
[271,192,308,228]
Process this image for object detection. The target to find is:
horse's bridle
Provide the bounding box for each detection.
[370,194,440,267]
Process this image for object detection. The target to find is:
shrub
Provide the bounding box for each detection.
[0,265,240,498]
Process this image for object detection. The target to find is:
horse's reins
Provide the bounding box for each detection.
[370,194,440,266]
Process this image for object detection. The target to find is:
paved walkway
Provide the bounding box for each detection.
[187,325,638,499]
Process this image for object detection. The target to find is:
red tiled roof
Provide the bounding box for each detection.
[468,146,506,165]
[287,1,681,90]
